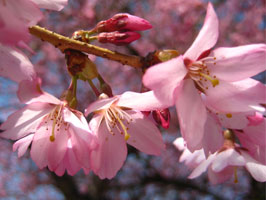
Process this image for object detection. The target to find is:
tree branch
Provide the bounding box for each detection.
[29,25,144,68]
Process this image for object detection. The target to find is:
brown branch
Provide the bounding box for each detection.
[29,25,144,68]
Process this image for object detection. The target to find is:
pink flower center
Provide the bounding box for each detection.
[104,105,132,141]
[185,57,219,93]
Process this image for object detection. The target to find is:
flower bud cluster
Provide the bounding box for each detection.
[95,13,152,45]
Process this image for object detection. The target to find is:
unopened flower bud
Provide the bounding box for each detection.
[95,13,152,33]
[152,108,171,129]
[98,31,141,45]
[156,49,179,62]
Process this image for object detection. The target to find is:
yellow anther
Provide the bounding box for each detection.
[115,112,131,141]
[226,113,232,118]
[211,79,219,87]
[124,133,130,141]
[50,135,55,142]
[198,72,219,87]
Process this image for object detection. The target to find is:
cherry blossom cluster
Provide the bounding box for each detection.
[0,1,265,184]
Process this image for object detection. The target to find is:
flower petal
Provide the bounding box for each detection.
[242,151,266,182]
[202,113,223,156]
[117,91,169,111]
[54,140,81,176]
[17,78,61,104]
[208,166,234,185]
[31,121,68,170]
[13,134,34,157]
[210,44,266,82]
[184,3,218,61]
[0,102,54,140]
[0,45,36,82]
[143,56,187,105]
[205,79,266,113]
[85,96,118,116]
[31,0,68,11]
[188,153,216,179]
[176,79,207,151]
[0,0,42,45]
[90,117,127,179]
[126,111,165,155]
[211,149,246,172]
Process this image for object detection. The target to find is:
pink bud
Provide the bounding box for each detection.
[95,13,152,32]
[152,108,171,129]
[98,31,141,45]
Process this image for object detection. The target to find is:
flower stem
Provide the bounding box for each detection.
[29,25,144,68]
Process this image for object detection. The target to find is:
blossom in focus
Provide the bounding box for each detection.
[143,2,266,151]
[85,91,166,179]
[0,78,96,175]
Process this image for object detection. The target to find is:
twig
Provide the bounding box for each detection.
[29,25,144,68]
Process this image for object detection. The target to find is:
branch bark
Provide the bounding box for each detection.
[29,25,144,68]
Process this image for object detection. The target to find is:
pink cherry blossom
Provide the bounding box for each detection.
[0,78,96,175]
[85,92,166,179]
[143,2,266,151]
[188,148,266,184]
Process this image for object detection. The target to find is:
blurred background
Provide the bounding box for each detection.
[0,0,265,199]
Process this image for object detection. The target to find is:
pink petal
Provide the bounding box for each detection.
[143,56,187,105]
[126,111,165,155]
[17,78,61,104]
[173,137,185,151]
[205,78,266,113]
[13,134,34,157]
[31,121,68,170]
[210,44,266,82]
[176,79,207,151]
[242,152,266,182]
[0,102,54,140]
[63,109,96,169]
[180,149,206,169]
[54,139,81,176]
[90,117,127,179]
[211,149,246,172]
[202,113,223,156]
[184,3,218,61]
[218,112,250,129]
[47,124,69,171]
[0,45,36,82]
[208,166,234,185]
[85,96,118,116]
[188,153,216,179]
[31,0,68,11]
[0,0,42,45]
[117,91,169,111]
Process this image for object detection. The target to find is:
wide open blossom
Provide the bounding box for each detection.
[0,78,96,175]
[143,2,266,151]
[85,92,166,179]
